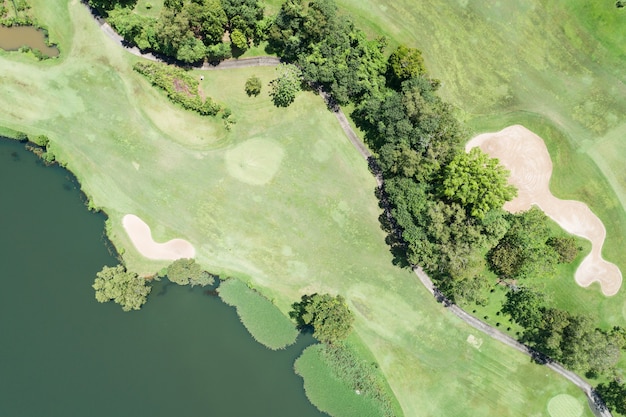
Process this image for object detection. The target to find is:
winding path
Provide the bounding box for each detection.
[92,10,612,416]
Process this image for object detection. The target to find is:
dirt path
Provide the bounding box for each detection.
[93,11,612,416]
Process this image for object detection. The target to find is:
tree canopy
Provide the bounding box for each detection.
[269,63,302,107]
[441,147,517,219]
[166,258,214,286]
[290,293,354,344]
[92,264,151,311]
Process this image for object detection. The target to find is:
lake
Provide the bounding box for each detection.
[0,25,59,57]
[0,138,326,417]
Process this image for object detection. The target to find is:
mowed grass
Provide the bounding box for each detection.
[330,0,626,360]
[0,1,600,416]
[218,278,299,350]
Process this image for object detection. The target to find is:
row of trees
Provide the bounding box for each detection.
[502,287,625,376]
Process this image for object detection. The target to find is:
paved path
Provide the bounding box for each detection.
[92,10,612,416]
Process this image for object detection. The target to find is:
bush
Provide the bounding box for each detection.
[133,62,225,117]
[244,75,262,96]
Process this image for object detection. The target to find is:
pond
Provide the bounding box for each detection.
[0,138,326,417]
[0,25,59,57]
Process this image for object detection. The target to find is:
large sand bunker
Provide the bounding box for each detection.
[466,125,622,296]
[122,214,196,261]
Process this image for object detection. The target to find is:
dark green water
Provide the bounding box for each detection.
[0,138,326,417]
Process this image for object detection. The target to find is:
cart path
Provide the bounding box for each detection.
[93,10,612,416]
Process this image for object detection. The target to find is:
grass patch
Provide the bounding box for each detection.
[295,344,390,417]
[218,278,298,350]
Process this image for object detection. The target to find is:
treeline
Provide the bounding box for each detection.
[88,0,265,63]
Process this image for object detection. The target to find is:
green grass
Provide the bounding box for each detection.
[295,343,389,417]
[0,1,603,416]
[217,278,299,350]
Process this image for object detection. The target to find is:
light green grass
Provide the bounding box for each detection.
[217,278,298,350]
[0,1,600,416]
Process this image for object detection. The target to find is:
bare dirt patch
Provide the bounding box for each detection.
[466,125,622,296]
[122,214,196,261]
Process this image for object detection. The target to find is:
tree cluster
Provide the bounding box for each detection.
[92,264,151,311]
[290,293,354,344]
[96,0,264,63]
[596,380,626,415]
[268,0,387,105]
[502,288,624,376]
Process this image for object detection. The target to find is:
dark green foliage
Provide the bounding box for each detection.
[546,236,581,263]
[488,207,559,280]
[221,0,264,44]
[355,76,464,177]
[244,75,262,96]
[92,264,151,311]
[133,62,223,116]
[268,63,302,107]
[617,1,625,9]
[597,380,626,415]
[268,0,387,105]
[290,293,354,344]
[206,42,233,62]
[320,344,395,417]
[501,287,545,329]
[386,45,426,89]
[31,134,49,147]
[166,258,214,286]
[87,0,138,15]
[441,147,517,219]
[502,287,622,374]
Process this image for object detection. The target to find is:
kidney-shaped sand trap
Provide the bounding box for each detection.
[225,138,285,185]
[122,214,195,261]
[466,125,622,296]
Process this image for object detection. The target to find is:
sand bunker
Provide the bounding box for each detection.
[122,214,195,261]
[466,125,622,296]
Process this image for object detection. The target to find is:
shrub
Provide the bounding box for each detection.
[244,75,262,96]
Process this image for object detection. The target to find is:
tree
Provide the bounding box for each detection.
[268,63,302,107]
[596,380,626,415]
[230,28,248,50]
[546,236,581,263]
[166,258,214,286]
[441,147,517,219]
[488,207,559,280]
[290,293,354,344]
[245,75,262,96]
[501,287,545,330]
[387,45,426,89]
[92,264,151,312]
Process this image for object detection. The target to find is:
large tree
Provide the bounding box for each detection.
[441,147,517,219]
[269,63,302,107]
[290,293,354,344]
[92,264,151,312]
[386,45,426,89]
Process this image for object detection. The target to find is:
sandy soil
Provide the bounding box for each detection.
[122,214,196,261]
[466,125,622,296]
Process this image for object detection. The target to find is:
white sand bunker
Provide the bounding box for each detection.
[466,125,622,296]
[547,394,583,417]
[122,214,195,261]
[225,138,285,185]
